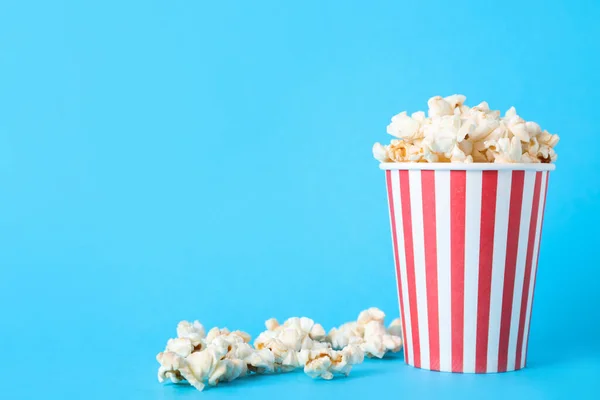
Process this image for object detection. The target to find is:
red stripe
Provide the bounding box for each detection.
[421,170,440,371]
[475,171,498,373]
[523,172,550,366]
[386,170,410,364]
[399,170,421,368]
[497,171,525,372]
[450,171,466,372]
[514,172,542,368]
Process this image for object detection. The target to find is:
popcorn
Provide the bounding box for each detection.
[245,348,276,374]
[183,347,230,390]
[387,318,403,337]
[298,345,365,380]
[422,114,461,154]
[265,318,279,331]
[157,327,274,392]
[486,136,523,163]
[505,115,530,142]
[444,94,467,109]
[427,96,454,117]
[298,349,336,380]
[451,144,473,163]
[230,330,252,343]
[357,307,386,325]
[177,320,206,350]
[373,95,559,164]
[309,323,326,341]
[157,351,187,384]
[157,310,403,392]
[165,337,194,357]
[177,320,205,342]
[254,316,328,372]
[205,327,231,343]
[327,307,403,359]
[387,139,412,162]
[387,112,423,140]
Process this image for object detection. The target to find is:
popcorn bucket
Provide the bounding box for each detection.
[381,163,554,373]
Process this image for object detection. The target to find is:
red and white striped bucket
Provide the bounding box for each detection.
[381,163,554,373]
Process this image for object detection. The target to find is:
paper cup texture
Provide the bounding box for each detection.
[384,168,550,373]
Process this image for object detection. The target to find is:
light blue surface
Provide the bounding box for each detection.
[1,1,599,399]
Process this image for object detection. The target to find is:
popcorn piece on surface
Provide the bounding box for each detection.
[357,307,386,325]
[362,317,402,358]
[362,330,402,358]
[157,351,187,384]
[298,345,365,380]
[375,95,559,164]
[165,338,194,357]
[157,324,274,390]
[177,320,205,348]
[327,308,403,358]
[230,330,252,343]
[245,348,276,374]
[309,323,326,341]
[158,322,277,392]
[182,347,230,390]
[387,318,402,338]
[254,316,329,372]
[298,349,335,380]
[205,327,231,343]
[342,344,365,365]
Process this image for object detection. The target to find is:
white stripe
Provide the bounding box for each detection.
[386,172,404,358]
[409,170,430,370]
[486,170,512,372]
[463,171,482,373]
[391,171,414,366]
[506,171,535,371]
[521,171,548,368]
[435,170,452,372]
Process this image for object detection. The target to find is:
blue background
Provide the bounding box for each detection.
[1,1,599,399]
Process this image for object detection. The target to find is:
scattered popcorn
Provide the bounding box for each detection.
[157,351,187,384]
[298,345,365,380]
[180,347,230,391]
[254,316,328,372]
[165,337,194,357]
[157,327,269,391]
[387,318,402,338]
[327,307,403,358]
[205,327,231,343]
[245,348,276,374]
[177,320,205,343]
[157,309,403,392]
[176,320,206,350]
[373,95,559,164]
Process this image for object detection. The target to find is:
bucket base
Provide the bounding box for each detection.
[404,361,525,374]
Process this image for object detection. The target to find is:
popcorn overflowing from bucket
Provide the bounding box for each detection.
[373,95,559,164]
[156,308,402,392]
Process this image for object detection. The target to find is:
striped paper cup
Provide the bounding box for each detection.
[381,162,554,373]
